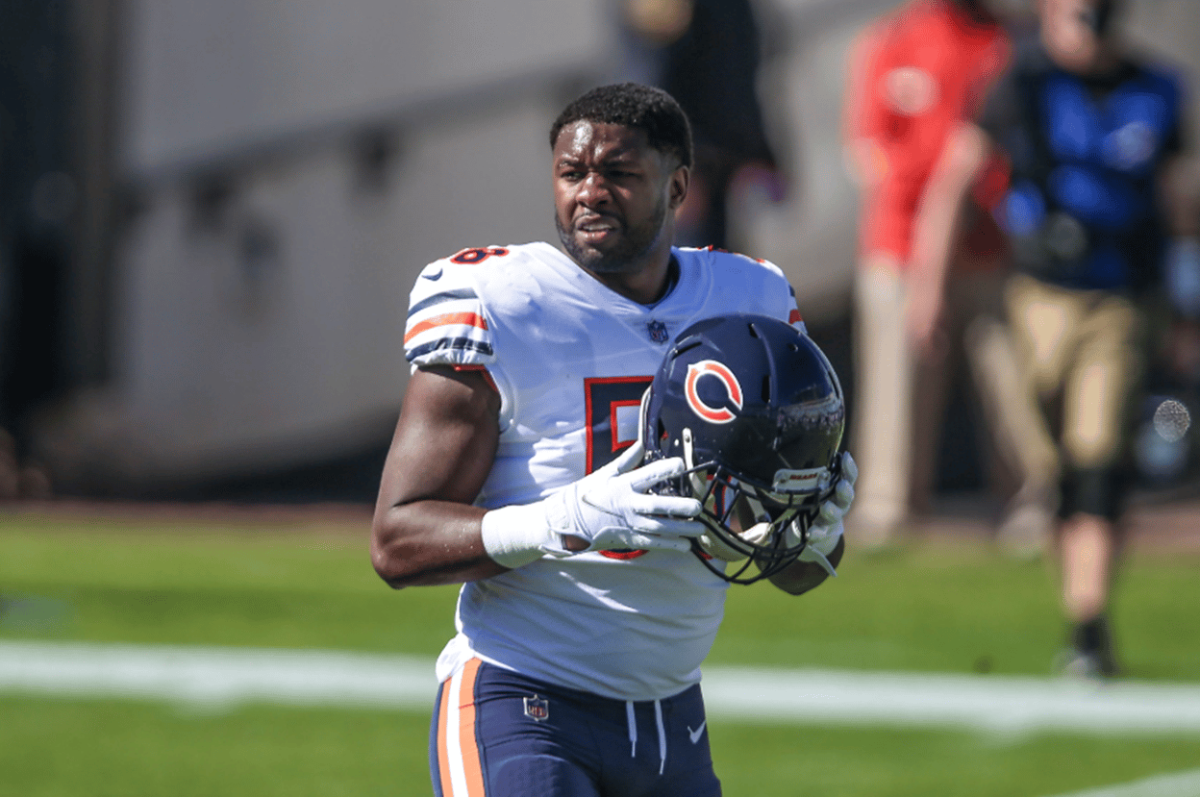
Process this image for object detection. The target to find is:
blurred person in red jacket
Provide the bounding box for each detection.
[844,0,1057,551]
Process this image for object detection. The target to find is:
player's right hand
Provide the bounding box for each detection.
[544,441,703,554]
[480,441,703,568]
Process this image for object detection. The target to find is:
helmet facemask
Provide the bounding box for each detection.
[643,390,838,584]
[673,425,837,583]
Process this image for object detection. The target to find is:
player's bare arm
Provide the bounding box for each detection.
[371,365,505,588]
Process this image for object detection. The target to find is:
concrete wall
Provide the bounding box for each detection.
[43,0,614,489]
[36,0,1200,493]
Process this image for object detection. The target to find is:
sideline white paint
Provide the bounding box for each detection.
[0,641,436,710]
[1041,768,1200,797]
[700,666,1200,735]
[3,641,1200,736]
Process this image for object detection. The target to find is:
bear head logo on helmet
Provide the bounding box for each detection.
[642,313,845,584]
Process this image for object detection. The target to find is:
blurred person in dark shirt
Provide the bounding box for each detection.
[0,2,72,501]
[619,0,787,250]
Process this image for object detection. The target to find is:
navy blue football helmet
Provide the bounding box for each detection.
[642,314,846,584]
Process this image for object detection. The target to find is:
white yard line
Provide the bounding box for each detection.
[700,666,1200,734]
[3,640,1200,736]
[0,641,437,710]
[1040,768,1200,797]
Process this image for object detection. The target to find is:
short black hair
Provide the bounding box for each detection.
[549,83,694,169]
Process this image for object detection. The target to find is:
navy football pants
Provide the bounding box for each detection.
[430,658,722,797]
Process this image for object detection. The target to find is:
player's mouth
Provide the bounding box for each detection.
[575,215,622,245]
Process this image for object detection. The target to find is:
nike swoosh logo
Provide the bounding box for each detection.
[421,267,443,281]
[688,721,706,744]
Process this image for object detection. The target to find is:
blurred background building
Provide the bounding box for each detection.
[2,0,1199,503]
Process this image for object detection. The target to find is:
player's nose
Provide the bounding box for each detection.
[575,172,612,207]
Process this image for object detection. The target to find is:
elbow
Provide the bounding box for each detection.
[370,546,407,591]
[771,539,845,595]
[771,564,831,596]
[370,518,414,590]
[921,125,991,211]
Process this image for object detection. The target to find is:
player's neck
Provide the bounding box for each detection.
[587,250,677,306]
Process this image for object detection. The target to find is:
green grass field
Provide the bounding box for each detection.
[2,513,1199,796]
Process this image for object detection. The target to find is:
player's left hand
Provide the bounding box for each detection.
[790,451,856,577]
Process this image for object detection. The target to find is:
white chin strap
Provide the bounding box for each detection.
[738,521,773,547]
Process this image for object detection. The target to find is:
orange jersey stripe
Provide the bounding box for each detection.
[404,312,489,345]
[437,680,454,796]
[456,659,486,797]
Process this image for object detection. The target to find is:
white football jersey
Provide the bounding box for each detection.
[405,241,803,701]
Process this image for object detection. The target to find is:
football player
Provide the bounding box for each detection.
[371,83,855,796]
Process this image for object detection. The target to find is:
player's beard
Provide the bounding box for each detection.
[556,193,669,275]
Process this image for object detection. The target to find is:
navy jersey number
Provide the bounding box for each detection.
[584,376,655,561]
[583,376,653,473]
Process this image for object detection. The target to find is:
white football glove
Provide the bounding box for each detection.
[788,451,857,577]
[481,441,704,568]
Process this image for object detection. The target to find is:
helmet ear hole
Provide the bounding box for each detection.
[760,375,771,403]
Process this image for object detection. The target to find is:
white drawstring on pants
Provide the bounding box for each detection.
[626,699,668,776]
[654,699,667,775]
[626,701,637,758]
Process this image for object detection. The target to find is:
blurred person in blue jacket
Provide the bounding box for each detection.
[907,0,1200,677]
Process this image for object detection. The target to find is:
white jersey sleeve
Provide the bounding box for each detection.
[404,247,504,371]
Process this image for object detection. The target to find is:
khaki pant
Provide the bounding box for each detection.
[851,261,1057,536]
[1005,274,1146,473]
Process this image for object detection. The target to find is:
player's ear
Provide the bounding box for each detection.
[669,164,690,210]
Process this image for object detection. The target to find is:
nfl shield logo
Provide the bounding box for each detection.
[524,695,550,722]
[647,320,669,343]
